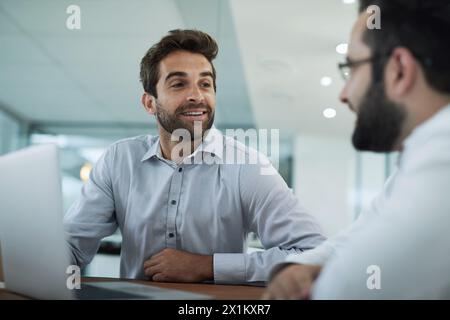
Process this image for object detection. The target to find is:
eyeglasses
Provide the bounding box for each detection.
[338,49,433,81]
[337,56,377,81]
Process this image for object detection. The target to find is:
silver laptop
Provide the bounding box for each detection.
[0,144,210,300]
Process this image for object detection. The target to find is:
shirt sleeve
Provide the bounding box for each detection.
[265,209,375,281]
[63,146,118,269]
[213,154,326,283]
[283,202,380,265]
[269,168,396,280]
[313,143,450,299]
[267,168,399,280]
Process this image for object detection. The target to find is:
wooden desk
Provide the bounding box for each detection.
[0,277,266,300]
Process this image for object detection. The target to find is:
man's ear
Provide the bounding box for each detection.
[385,47,417,100]
[141,92,156,115]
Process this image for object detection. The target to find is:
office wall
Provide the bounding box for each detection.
[0,110,23,155]
[0,242,3,282]
[0,110,23,282]
[293,135,387,237]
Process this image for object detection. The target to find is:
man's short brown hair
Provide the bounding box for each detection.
[140,29,218,98]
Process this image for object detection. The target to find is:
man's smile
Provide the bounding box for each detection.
[178,108,209,121]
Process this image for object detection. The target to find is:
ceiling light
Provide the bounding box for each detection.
[342,0,356,4]
[323,108,337,119]
[336,43,348,55]
[80,163,93,182]
[320,76,333,87]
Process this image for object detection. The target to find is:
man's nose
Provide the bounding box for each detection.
[186,85,205,104]
[339,84,349,105]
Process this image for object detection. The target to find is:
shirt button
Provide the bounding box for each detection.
[168,233,174,238]
[171,200,177,205]
[178,167,183,172]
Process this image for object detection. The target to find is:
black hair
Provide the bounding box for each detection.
[359,0,450,93]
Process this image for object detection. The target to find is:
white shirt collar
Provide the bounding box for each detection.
[403,103,450,152]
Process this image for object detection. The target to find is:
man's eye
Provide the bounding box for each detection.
[201,82,212,88]
[171,82,184,88]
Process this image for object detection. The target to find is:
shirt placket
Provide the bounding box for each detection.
[166,165,184,248]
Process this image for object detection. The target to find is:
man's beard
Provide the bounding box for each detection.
[155,101,215,140]
[351,80,406,152]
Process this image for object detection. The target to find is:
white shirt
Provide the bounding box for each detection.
[282,103,450,299]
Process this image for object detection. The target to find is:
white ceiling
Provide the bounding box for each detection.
[0,0,183,128]
[231,0,358,139]
[0,0,359,141]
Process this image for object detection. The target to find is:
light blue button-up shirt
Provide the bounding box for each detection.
[64,127,325,283]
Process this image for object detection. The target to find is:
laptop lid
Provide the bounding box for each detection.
[0,144,72,299]
[0,145,213,300]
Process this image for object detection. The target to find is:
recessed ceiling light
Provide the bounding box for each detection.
[80,163,93,182]
[320,76,332,87]
[336,43,348,55]
[323,108,337,119]
[342,0,356,4]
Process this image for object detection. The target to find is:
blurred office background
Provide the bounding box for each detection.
[0,0,397,277]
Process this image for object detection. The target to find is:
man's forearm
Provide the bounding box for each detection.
[199,255,214,281]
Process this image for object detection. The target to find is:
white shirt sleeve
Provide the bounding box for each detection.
[272,171,398,273]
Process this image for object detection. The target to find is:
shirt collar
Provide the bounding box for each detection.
[140,126,224,163]
[140,136,160,162]
[403,102,450,151]
[188,126,224,161]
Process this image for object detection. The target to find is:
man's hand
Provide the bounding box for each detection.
[261,264,322,300]
[143,248,213,282]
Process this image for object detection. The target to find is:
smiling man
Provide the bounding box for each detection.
[264,0,450,299]
[63,29,325,284]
